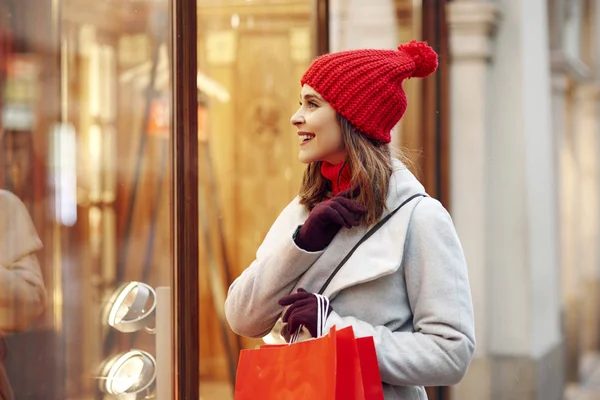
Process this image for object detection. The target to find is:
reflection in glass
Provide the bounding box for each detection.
[1,0,172,398]
[99,350,156,398]
[0,189,47,400]
[106,281,157,334]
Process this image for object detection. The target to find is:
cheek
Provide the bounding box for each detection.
[323,122,343,149]
[308,112,343,148]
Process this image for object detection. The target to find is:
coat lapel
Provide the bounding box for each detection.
[321,197,423,299]
[287,161,427,300]
[321,163,427,299]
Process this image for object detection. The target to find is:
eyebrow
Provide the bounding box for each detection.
[300,94,324,102]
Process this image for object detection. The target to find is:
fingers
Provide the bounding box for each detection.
[287,311,311,336]
[331,196,368,214]
[327,201,354,228]
[282,298,313,322]
[328,200,363,228]
[318,205,350,227]
[280,290,328,340]
[280,288,312,322]
[278,291,312,306]
[310,196,366,228]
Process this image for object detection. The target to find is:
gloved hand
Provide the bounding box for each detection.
[278,288,333,340]
[294,188,366,252]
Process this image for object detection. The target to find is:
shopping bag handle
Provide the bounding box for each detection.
[317,193,427,295]
[289,294,330,344]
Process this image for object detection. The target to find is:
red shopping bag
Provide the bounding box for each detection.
[356,336,385,400]
[235,326,364,399]
[334,326,365,399]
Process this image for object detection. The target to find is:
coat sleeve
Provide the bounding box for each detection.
[324,197,476,387]
[0,191,47,334]
[225,197,325,338]
[0,254,47,334]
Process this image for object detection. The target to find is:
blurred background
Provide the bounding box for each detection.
[0,0,599,399]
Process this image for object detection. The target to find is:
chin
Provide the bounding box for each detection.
[298,152,317,164]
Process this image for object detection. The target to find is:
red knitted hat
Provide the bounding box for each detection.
[301,41,438,144]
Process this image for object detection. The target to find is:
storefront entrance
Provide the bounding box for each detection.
[0,0,449,398]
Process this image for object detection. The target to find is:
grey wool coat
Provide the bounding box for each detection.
[225,160,476,399]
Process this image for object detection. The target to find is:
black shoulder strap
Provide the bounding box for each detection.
[317,193,427,295]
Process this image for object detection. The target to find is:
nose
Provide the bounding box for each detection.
[290,109,305,126]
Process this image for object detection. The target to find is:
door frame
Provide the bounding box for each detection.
[171,0,200,397]
[171,0,451,397]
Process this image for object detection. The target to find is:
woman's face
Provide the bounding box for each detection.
[290,85,346,165]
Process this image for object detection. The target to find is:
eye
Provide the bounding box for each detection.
[299,101,318,108]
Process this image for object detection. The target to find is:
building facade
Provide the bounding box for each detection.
[449,0,600,398]
[1,0,599,399]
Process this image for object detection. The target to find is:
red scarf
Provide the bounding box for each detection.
[320,161,352,195]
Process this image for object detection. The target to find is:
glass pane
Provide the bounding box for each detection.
[0,0,172,398]
[196,0,318,398]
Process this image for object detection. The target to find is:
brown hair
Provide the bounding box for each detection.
[298,114,395,225]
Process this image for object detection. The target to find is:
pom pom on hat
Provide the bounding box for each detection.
[398,40,438,78]
[300,40,439,144]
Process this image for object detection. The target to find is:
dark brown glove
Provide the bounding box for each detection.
[278,288,332,340]
[294,188,366,252]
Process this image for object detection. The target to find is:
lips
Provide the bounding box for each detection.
[298,132,315,144]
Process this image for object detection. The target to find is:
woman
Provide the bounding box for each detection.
[0,189,47,400]
[225,41,475,399]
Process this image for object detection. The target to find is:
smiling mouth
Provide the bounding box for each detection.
[299,133,315,144]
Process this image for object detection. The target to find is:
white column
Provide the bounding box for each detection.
[328,0,398,52]
[450,0,564,397]
[446,1,500,398]
[487,0,564,395]
[447,0,500,356]
[487,0,561,358]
